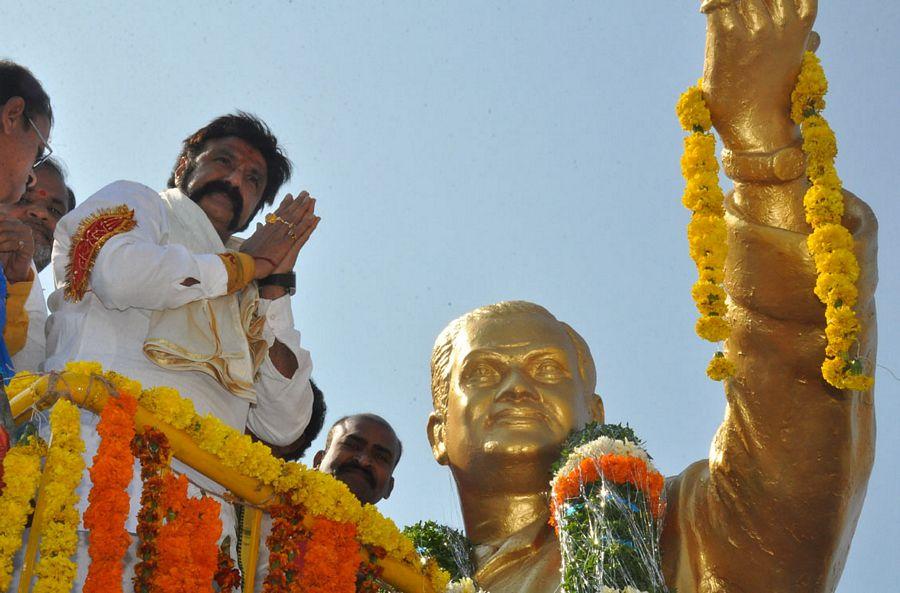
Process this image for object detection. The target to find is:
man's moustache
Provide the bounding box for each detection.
[187,180,244,230]
[338,462,375,489]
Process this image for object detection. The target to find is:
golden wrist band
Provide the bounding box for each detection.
[721,143,806,183]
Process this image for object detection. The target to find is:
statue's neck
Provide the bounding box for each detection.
[458,485,550,544]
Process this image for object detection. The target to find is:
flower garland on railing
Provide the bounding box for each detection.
[300,516,361,593]
[263,503,307,593]
[677,53,873,391]
[130,380,449,592]
[675,83,733,382]
[213,539,242,593]
[152,473,221,593]
[791,51,873,391]
[131,428,171,593]
[32,399,85,593]
[0,434,46,590]
[6,362,452,593]
[549,423,667,593]
[83,390,137,593]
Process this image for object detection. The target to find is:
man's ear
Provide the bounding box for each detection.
[591,394,605,424]
[312,449,324,469]
[1,97,25,135]
[427,411,448,465]
[172,155,189,186]
[382,476,395,500]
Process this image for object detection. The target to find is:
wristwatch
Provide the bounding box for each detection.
[258,272,296,296]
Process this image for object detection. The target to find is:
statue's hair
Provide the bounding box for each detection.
[430,301,597,417]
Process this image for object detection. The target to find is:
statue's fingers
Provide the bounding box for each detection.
[797,0,817,23]
[703,0,743,35]
[740,0,773,32]
[763,0,788,26]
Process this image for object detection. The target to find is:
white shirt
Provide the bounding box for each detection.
[45,180,314,532]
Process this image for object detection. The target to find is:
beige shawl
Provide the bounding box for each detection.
[142,189,266,402]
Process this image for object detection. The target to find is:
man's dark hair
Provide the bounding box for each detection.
[166,111,291,225]
[0,61,53,124]
[282,379,327,462]
[324,413,403,467]
[34,157,75,210]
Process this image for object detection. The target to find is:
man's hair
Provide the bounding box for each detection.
[0,61,53,124]
[34,157,75,211]
[324,413,403,466]
[166,111,291,224]
[282,379,327,462]
[430,301,597,418]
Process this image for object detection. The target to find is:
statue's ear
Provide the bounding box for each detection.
[427,411,449,465]
[591,394,605,424]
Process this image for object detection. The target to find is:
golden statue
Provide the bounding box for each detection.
[426,2,877,592]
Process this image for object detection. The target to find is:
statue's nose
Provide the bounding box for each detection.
[495,368,541,403]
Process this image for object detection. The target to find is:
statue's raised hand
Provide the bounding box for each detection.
[701,0,817,151]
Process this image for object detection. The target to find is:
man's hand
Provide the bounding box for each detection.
[0,207,35,283]
[701,0,817,151]
[240,192,320,280]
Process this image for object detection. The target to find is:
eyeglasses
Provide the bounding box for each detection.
[26,115,53,168]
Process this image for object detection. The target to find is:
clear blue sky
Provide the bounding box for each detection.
[3,1,897,589]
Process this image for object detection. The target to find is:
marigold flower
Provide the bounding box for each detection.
[815,249,860,282]
[814,273,858,308]
[676,84,712,132]
[803,183,844,227]
[706,352,735,381]
[696,315,730,343]
[791,51,827,123]
[807,223,854,256]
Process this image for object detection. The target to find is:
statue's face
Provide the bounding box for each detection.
[439,312,598,480]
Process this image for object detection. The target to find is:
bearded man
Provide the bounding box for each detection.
[40,112,320,587]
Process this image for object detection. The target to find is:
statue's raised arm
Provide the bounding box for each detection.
[662,1,877,591]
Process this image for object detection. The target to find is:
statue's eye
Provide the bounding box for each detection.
[532,359,566,382]
[466,362,501,386]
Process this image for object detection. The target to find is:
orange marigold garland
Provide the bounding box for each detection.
[263,503,307,593]
[152,473,221,593]
[676,83,733,381]
[131,428,172,593]
[213,539,241,593]
[83,391,138,593]
[300,517,360,593]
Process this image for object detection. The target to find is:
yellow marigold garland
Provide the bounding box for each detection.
[676,83,734,381]
[56,363,449,592]
[0,435,46,590]
[677,53,873,391]
[33,399,85,593]
[791,51,873,391]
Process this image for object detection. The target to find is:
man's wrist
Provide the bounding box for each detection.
[258,284,289,300]
[258,272,295,297]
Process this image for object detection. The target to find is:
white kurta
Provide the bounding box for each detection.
[44,180,314,534]
[11,262,48,373]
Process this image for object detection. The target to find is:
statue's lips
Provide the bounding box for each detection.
[488,406,550,427]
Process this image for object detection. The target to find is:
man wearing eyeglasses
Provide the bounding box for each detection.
[0,60,52,390]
